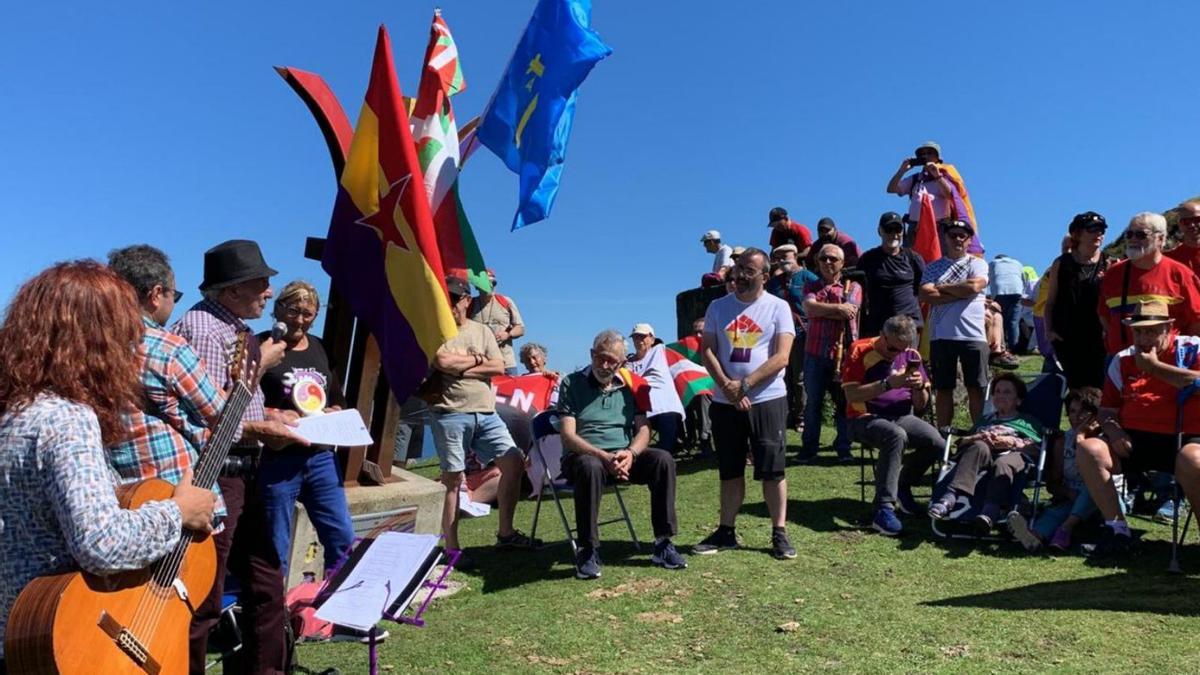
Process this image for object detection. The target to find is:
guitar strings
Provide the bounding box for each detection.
[129,337,252,643]
[126,383,251,644]
[128,384,246,643]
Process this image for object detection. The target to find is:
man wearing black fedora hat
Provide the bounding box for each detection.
[173,239,304,674]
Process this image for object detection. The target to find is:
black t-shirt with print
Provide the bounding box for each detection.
[256,333,348,419]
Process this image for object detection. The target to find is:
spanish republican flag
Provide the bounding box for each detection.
[323,26,457,400]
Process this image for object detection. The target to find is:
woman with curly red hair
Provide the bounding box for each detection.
[0,260,215,662]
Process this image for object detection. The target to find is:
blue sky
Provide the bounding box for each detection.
[2,2,1199,374]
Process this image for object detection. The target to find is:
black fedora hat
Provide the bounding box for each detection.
[200,240,278,291]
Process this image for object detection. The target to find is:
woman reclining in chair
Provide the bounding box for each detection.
[928,372,1044,533]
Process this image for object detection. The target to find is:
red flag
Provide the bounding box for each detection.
[913,192,941,264]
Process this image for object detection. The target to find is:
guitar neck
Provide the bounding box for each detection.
[192,384,254,491]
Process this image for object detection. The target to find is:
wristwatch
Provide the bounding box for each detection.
[738,381,750,398]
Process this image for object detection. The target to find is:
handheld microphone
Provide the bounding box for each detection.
[271,321,287,342]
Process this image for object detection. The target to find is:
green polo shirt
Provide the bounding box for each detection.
[557,369,644,453]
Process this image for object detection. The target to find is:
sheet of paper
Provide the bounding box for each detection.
[293,408,374,447]
[459,486,491,517]
[315,532,441,631]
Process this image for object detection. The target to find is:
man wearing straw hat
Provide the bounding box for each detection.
[1075,300,1200,558]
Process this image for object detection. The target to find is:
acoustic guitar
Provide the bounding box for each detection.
[5,334,256,674]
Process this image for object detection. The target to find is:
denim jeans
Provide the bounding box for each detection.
[651,412,682,453]
[801,354,849,456]
[996,294,1022,351]
[259,449,356,578]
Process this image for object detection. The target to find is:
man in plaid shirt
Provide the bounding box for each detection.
[108,245,228,518]
[172,240,304,675]
[798,243,862,462]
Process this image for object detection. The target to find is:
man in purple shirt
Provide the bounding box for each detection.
[807,217,861,269]
[841,315,943,536]
[173,239,305,675]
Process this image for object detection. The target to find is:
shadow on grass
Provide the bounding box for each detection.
[737,497,866,533]
[462,538,656,594]
[924,561,1200,616]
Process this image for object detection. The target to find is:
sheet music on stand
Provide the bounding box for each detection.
[314,531,443,631]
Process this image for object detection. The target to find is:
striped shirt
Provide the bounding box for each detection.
[108,316,228,516]
[0,394,182,656]
[172,298,266,446]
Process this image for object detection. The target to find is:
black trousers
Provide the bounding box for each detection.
[561,449,678,549]
[189,473,287,675]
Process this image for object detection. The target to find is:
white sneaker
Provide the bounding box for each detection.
[1007,511,1042,552]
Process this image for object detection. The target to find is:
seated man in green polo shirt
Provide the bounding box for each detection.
[558,329,688,580]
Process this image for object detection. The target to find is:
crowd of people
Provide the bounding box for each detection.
[4,141,1200,673]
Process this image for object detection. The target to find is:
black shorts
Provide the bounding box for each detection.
[1123,429,1200,474]
[930,339,989,390]
[710,397,788,482]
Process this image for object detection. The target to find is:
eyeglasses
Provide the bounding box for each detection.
[730,267,765,279]
[1180,216,1200,227]
[945,231,970,241]
[818,255,842,263]
[882,225,904,235]
[1082,223,1107,233]
[167,289,183,303]
[1125,229,1154,241]
[281,305,317,320]
[592,352,624,368]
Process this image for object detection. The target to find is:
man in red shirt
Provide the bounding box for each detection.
[1096,212,1200,356]
[1165,199,1200,276]
[767,206,813,260]
[1076,300,1200,558]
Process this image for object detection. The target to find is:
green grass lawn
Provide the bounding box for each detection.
[295,357,1200,674]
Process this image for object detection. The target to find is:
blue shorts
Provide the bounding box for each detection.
[431,411,522,473]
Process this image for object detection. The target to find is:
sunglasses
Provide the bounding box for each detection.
[882,225,904,235]
[170,289,183,302]
[818,255,842,263]
[945,231,970,241]
[1125,230,1153,241]
[1180,216,1200,227]
[1082,223,1107,233]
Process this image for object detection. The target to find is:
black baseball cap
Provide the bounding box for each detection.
[445,276,471,298]
[937,217,975,235]
[817,217,836,233]
[1068,211,1107,233]
[879,212,904,229]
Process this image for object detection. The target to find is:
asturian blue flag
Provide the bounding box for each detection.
[476,0,612,230]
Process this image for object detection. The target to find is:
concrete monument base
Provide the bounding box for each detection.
[285,467,446,589]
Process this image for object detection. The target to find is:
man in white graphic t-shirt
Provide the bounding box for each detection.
[694,247,798,560]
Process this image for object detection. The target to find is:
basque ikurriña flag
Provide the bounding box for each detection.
[476,0,611,230]
[323,26,457,401]
[412,10,491,293]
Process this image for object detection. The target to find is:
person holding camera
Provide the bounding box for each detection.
[886,141,983,256]
[842,315,943,536]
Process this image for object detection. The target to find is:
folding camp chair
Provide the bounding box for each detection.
[527,411,641,556]
[931,372,1066,540]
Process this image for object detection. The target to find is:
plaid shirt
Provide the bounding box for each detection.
[0,394,181,656]
[802,277,862,359]
[172,298,265,446]
[109,316,227,516]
